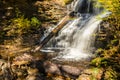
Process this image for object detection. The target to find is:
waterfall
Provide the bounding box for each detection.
[55,16,102,60]
[40,0,110,61]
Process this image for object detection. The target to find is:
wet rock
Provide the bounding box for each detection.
[27,68,38,75]
[61,65,81,76]
[77,68,104,80]
[77,74,91,80]
[43,61,61,75]
[26,75,36,80]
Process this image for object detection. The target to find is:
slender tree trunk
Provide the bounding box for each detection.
[34,12,75,52]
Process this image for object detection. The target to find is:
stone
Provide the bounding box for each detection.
[27,68,38,75]
[43,61,61,75]
[77,74,91,80]
[77,68,104,80]
[61,65,81,76]
[26,75,36,80]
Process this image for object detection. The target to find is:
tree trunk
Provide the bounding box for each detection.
[34,12,75,52]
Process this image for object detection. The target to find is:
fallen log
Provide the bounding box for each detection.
[34,12,75,52]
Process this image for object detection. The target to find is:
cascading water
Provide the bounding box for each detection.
[40,0,110,61]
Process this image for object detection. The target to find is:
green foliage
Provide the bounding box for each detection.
[92,0,120,79]
[4,16,41,36]
[91,57,108,67]
[63,0,73,5]
[31,17,41,27]
[97,0,120,14]
[104,67,117,80]
[90,68,102,80]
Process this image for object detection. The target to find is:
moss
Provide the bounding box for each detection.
[63,0,73,5]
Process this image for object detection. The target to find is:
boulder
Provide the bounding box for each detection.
[61,65,81,76]
[43,61,61,75]
[77,68,104,80]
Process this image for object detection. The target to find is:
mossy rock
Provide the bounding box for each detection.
[77,68,104,80]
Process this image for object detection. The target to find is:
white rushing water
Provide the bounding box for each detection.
[55,16,101,60]
[40,0,110,61]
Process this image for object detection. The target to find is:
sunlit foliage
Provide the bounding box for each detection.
[63,0,73,4]
[92,0,120,79]
[98,0,120,14]
[4,15,41,36]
